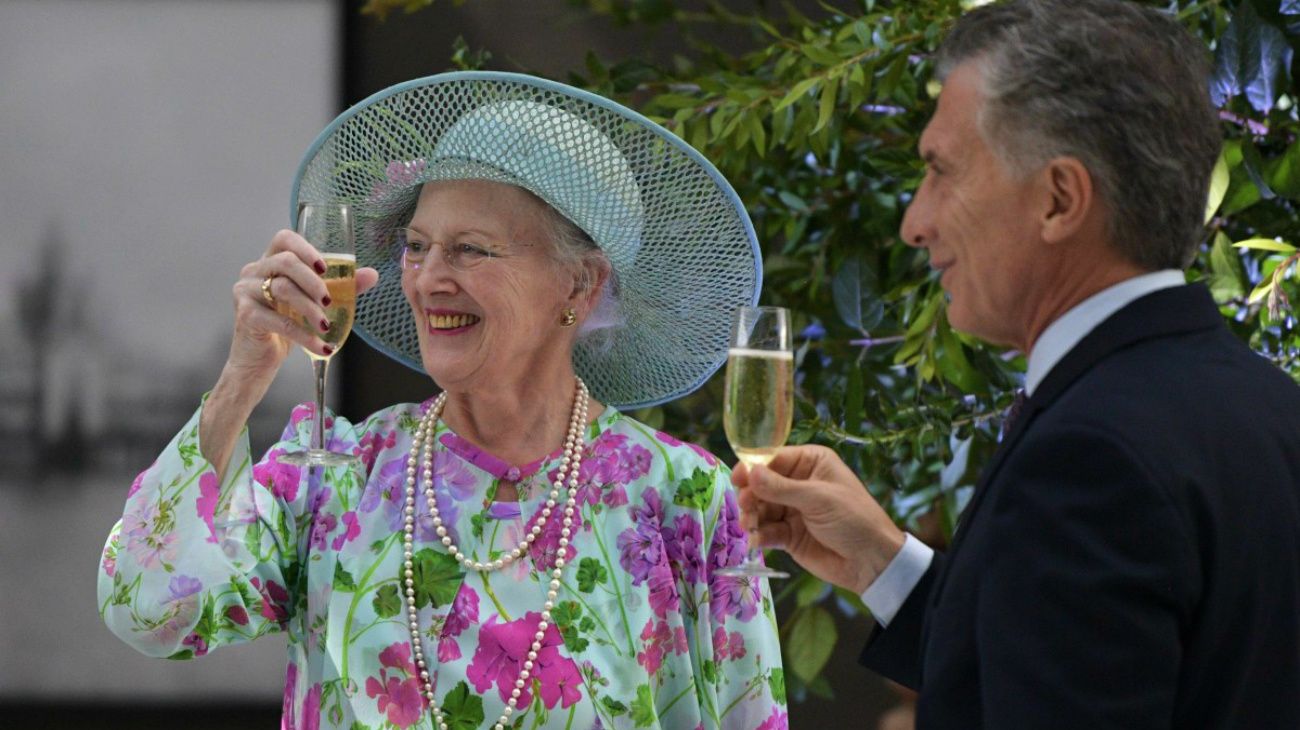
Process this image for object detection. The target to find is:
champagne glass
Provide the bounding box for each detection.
[717,305,793,579]
[279,202,357,467]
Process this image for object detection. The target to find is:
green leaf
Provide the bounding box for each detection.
[673,467,714,511]
[1208,231,1246,303]
[410,549,464,609]
[576,557,609,593]
[831,255,885,331]
[813,80,838,134]
[1240,139,1277,200]
[333,562,357,592]
[372,584,402,618]
[1248,278,1276,305]
[777,190,811,214]
[775,78,819,112]
[1234,238,1297,253]
[844,364,864,430]
[630,684,658,727]
[935,315,985,393]
[601,697,628,717]
[702,659,719,684]
[787,605,837,683]
[795,573,831,607]
[553,600,583,627]
[768,667,787,704]
[1210,1,1292,113]
[1268,141,1300,201]
[440,681,486,730]
[1205,150,1229,223]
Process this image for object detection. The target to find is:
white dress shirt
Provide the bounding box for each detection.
[860,270,1185,626]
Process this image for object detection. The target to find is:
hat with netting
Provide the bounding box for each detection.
[291,71,761,408]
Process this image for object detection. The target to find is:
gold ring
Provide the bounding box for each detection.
[261,275,277,306]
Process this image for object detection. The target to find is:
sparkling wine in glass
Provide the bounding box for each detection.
[279,202,357,467]
[717,305,793,580]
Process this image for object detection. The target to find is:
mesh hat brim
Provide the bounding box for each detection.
[291,71,761,409]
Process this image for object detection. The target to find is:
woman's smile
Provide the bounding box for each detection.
[425,308,481,335]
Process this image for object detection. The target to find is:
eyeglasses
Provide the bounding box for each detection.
[391,227,515,272]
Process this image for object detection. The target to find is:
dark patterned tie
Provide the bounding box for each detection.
[999,388,1027,441]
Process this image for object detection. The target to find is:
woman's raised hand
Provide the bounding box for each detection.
[227,229,378,382]
[200,230,378,476]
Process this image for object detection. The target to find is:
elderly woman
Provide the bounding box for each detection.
[98,72,786,730]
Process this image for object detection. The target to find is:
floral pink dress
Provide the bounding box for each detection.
[99,398,788,729]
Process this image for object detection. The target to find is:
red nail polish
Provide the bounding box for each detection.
[314,260,326,274]
[322,295,332,306]
[319,319,330,332]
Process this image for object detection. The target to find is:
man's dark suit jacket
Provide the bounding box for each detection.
[861,284,1300,728]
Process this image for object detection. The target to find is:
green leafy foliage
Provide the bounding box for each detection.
[409,548,465,609]
[370,0,1300,698]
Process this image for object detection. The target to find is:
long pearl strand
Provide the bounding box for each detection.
[402,377,589,730]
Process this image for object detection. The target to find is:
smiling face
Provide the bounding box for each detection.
[899,61,1047,350]
[400,179,583,393]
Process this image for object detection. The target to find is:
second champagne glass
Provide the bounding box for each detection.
[279,202,357,467]
[717,305,793,579]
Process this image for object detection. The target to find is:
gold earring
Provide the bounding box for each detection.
[559,308,577,327]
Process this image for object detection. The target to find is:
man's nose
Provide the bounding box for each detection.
[899,191,930,249]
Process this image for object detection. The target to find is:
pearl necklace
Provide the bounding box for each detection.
[402,377,589,730]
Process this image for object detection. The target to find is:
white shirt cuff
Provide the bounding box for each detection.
[859,533,934,628]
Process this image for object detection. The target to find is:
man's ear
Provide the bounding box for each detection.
[1039,156,1095,245]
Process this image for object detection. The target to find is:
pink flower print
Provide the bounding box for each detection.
[755,706,789,730]
[372,159,427,199]
[665,514,705,584]
[536,652,584,710]
[308,512,338,552]
[288,402,315,432]
[646,561,680,618]
[165,575,203,604]
[254,449,303,502]
[638,619,690,674]
[437,636,462,663]
[123,502,179,570]
[617,521,664,585]
[331,511,361,551]
[181,631,209,657]
[101,534,119,578]
[366,675,425,728]
[379,641,417,674]
[444,585,480,637]
[366,642,426,727]
[710,490,749,572]
[467,614,535,706]
[603,484,629,508]
[127,466,149,498]
[302,683,322,730]
[710,573,761,623]
[714,627,748,662]
[251,577,291,625]
[654,430,719,466]
[527,501,582,569]
[283,662,299,728]
[727,630,747,660]
[357,429,397,473]
[226,605,249,626]
[196,472,221,544]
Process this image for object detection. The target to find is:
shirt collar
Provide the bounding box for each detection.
[1024,270,1185,396]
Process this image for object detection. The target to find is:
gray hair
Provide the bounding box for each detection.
[937,0,1221,270]
[531,198,625,348]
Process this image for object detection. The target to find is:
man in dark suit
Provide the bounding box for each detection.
[736,0,1300,727]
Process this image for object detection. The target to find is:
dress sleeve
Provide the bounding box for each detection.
[685,463,788,730]
[97,398,350,659]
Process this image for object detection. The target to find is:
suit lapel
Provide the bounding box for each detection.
[923,283,1221,606]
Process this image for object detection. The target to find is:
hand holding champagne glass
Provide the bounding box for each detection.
[718,305,793,579]
[278,202,357,467]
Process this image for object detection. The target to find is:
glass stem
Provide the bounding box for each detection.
[311,357,330,451]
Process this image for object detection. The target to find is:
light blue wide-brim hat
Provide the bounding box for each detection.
[292,71,761,409]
